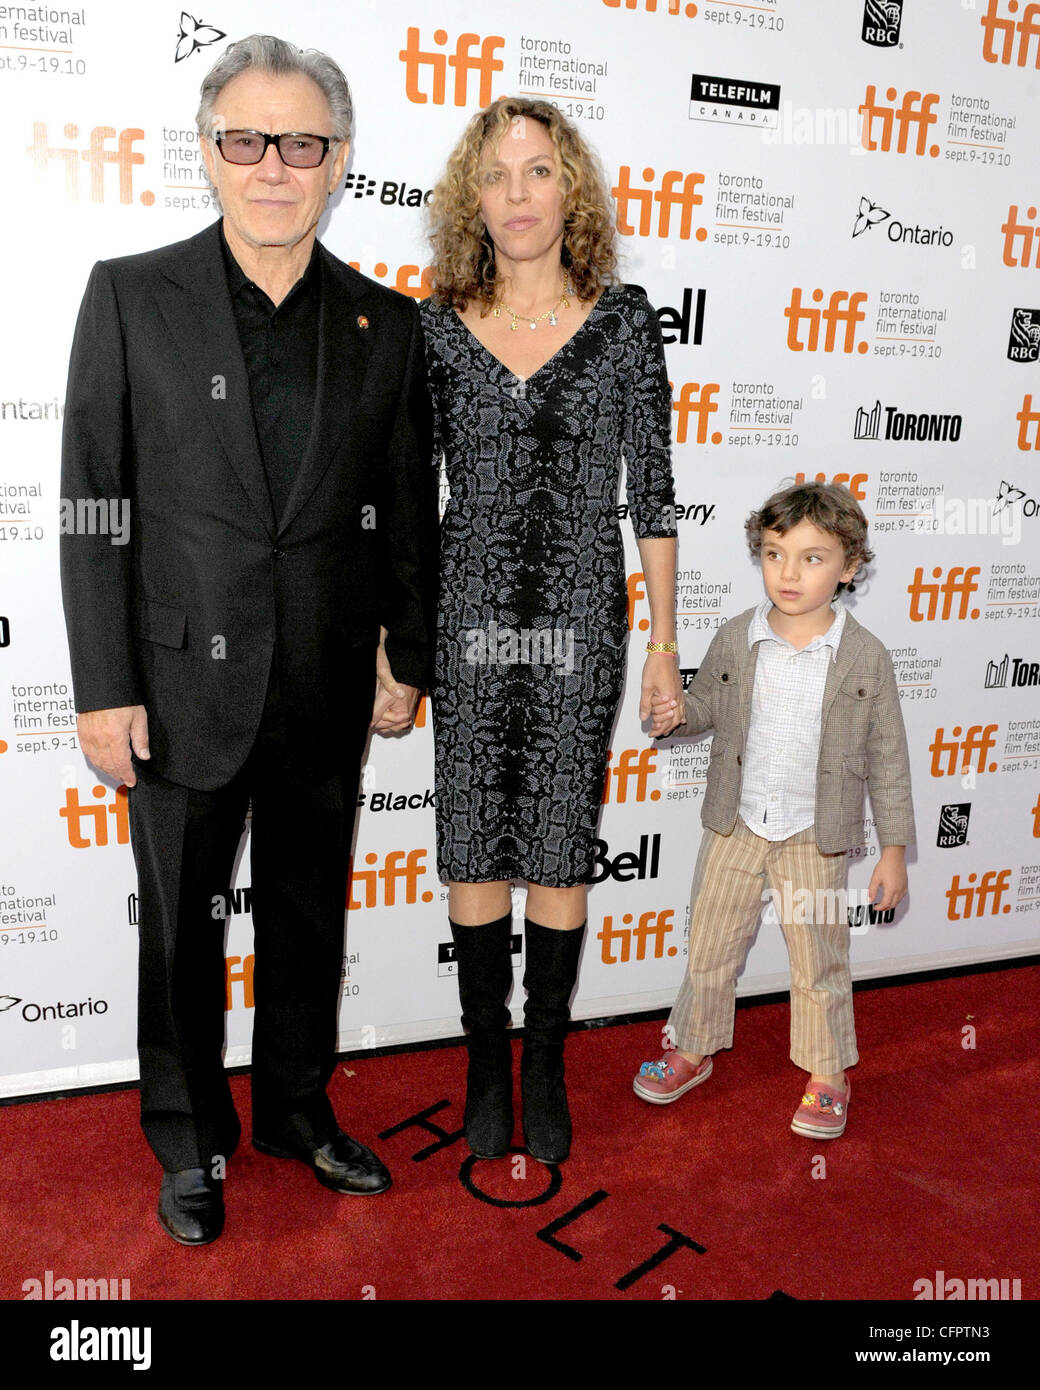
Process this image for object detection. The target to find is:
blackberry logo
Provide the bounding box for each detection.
[341,172,432,207]
[862,0,903,47]
[937,803,970,848]
[1008,308,1040,363]
[343,173,377,199]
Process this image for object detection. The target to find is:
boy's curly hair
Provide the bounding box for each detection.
[425,96,620,311]
[746,481,875,594]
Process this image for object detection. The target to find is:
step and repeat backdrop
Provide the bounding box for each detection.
[1,0,1038,1097]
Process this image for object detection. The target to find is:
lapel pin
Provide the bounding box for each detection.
[357,314,370,329]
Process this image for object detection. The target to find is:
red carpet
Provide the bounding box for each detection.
[2,964,1036,1302]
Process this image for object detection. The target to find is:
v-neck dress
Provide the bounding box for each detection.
[420,284,678,886]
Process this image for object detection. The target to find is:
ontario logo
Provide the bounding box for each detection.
[862,0,904,47]
[852,195,953,249]
[174,12,226,63]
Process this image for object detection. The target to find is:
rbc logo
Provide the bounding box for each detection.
[399,29,505,106]
[862,0,903,47]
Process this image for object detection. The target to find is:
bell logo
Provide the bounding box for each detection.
[347,849,433,908]
[672,383,722,444]
[613,166,706,240]
[945,869,1012,920]
[602,748,661,803]
[346,259,433,301]
[981,0,1040,66]
[928,725,999,778]
[859,86,941,158]
[795,471,868,501]
[26,123,149,204]
[1001,205,1040,269]
[785,289,869,354]
[225,955,255,1010]
[597,909,676,963]
[907,566,980,621]
[399,29,505,107]
[59,785,129,848]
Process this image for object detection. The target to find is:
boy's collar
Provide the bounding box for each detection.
[748,597,847,658]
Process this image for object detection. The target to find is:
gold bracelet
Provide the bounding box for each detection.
[645,641,678,654]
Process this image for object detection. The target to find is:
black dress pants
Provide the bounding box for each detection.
[127,658,371,1173]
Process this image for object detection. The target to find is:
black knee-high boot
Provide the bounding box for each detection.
[450,913,515,1158]
[521,918,586,1164]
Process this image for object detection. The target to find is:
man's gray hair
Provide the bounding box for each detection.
[196,34,354,143]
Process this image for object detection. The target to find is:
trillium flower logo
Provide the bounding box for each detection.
[852,195,889,239]
[174,11,227,63]
[0,995,22,1012]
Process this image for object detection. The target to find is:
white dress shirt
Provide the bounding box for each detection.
[738,597,846,841]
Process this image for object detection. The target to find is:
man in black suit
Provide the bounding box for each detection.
[60,35,437,1244]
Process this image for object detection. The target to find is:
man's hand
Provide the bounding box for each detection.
[77,705,150,787]
[371,644,420,734]
[640,654,686,737]
[868,846,908,913]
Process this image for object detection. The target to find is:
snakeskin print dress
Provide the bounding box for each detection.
[420,285,677,887]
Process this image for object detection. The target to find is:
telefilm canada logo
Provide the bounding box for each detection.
[689,73,780,129]
[862,0,904,47]
[1008,308,1040,363]
[854,400,962,442]
[342,172,432,208]
[937,803,970,848]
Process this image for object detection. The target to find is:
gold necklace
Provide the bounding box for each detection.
[493,279,572,331]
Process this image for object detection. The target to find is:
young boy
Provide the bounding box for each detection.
[634,482,914,1137]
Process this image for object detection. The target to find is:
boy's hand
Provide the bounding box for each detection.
[641,655,686,737]
[868,846,908,912]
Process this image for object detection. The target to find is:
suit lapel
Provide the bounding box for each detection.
[821,611,865,726]
[278,247,374,534]
[151,223,276,538]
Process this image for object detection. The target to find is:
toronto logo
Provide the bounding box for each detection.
[174,11,226,63]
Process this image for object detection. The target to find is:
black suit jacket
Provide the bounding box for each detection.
[60,221,437,790]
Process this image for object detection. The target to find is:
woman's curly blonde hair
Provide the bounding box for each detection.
[426,96,620,311]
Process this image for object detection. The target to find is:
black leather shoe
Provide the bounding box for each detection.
[157,1168,224,1245]
[252,1130,392,1195]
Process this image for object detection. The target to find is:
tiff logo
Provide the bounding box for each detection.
[980,0,1040,65]
[907,566,980,621]
[1017,393,1040,450]
[347,849,432,908]
[672,382,721,443]
[602,748,661,803]
[597,909,675,962]
[27,123,147,203]
[859,86,940,158]
[60,785,129,848]
[946,869,1011,919]
[929,725,999,778]
[613,166,705,240]
[795,470,868,501]
[399,28,505,106]
[1001,204,1040,269]
[785,289,869,354]
[603,0,698,13]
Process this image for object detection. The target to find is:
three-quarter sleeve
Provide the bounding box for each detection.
[620,287,678,539]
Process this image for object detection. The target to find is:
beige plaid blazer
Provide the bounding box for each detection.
[681,607,915,854]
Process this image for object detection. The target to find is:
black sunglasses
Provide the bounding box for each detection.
[214,130,333,168]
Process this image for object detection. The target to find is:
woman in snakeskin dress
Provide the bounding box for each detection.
[421,97,682,1165]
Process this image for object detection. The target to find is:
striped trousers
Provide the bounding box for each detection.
[666,818,858,1074]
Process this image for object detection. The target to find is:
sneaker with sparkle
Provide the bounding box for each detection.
[790,1076,850,1138]
[632,1052,712,1105]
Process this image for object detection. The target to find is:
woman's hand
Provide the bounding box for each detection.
[639,653,685,737]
